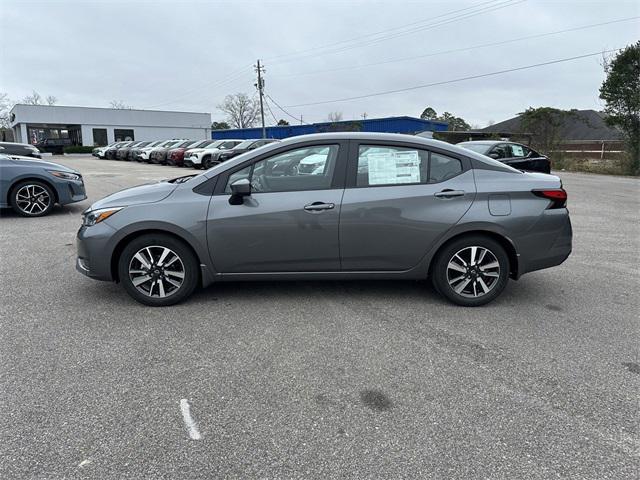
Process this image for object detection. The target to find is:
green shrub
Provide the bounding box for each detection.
[63,146,96,154]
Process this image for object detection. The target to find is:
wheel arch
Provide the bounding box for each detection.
[427,229,519,279]
[110,228,206,285]
[8,176,59,205]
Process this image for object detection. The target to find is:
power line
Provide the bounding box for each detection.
[284,48,622,108]
[266,94,311,124]
[265,0,508,63]
[143,63,253,109]
[139,1,526,111]
[268,0,524,66]
[263,96,279,124]
[272,16,640,79]
[281,0,526,64]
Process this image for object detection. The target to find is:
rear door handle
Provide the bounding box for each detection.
[434,189,465,199]
[304,202,335,212]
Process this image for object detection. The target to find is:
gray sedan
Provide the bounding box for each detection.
[76,133,572,307]
[0,153,87,216]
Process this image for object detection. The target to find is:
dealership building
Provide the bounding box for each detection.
[9,104,212,149]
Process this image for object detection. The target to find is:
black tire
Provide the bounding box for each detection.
[202,155,212,169]
[431,235,509,307]
[118,233,199,306]
[10,180,55,217]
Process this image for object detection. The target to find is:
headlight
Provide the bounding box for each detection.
[82,207,124,226]
[48,170,81,181]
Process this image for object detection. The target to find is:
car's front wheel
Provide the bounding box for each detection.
[118,234,199,306]
[10,180,55,217]
[431,235,509,307]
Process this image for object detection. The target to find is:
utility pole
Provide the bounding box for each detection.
[361,112,368,120]
[254,60,266,139]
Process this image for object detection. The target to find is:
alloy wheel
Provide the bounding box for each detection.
[15,184,52,215]
[446,246,500,298]
[128,246,185,298]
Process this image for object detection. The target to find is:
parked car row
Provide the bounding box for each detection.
[93,138,281,169]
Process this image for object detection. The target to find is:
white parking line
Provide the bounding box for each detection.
[179,399,202,440]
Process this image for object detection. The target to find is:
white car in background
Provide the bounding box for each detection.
[137,139,181,162]
[184,139,243,169]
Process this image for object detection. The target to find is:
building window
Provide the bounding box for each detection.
[92,128,108,146]
[114,129,134,141]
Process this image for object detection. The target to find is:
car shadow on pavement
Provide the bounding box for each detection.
[0,203,87,218]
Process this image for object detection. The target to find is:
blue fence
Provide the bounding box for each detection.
[212,116,448,140]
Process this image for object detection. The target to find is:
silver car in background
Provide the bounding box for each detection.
[76,133,572,307]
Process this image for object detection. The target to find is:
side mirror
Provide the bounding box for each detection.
[230,178,251,196]
[488,152,500,159]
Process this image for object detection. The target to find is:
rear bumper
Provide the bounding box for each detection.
[518,211,572,276]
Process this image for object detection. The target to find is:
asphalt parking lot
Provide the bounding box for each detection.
[1,155,638,479]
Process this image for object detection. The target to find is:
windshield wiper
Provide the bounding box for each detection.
[168,174,197,184]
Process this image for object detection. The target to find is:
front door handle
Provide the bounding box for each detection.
[434,189,465,199]
[304,202,335,212]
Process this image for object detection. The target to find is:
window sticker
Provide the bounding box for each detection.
[511,144,524,157]
[367,150,421,185]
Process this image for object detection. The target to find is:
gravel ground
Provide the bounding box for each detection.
[1,155,638,479]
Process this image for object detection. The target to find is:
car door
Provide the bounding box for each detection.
[206,141,348,273]
[339,141,476,271]
[504,144,550,173]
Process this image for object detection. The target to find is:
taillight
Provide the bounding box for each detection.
[533,189,567,209]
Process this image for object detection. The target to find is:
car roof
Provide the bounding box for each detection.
[458,140,501,145]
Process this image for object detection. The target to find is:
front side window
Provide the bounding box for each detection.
[356,145,462,186]
[224,144,339,194]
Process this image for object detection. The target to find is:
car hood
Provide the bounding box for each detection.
[10,157,80,174]
[89,180,178,210]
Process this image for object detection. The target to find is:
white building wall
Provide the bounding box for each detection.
[9,104,212,146]
[78,125,211,146]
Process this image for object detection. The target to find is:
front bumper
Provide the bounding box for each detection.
[55,178,87,205]
[76,222,117,281]
[184,155,201,167]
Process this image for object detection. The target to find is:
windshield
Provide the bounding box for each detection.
[235,140,256,149]
[204,140,226,149]
[191,140,212,148]
[459,143,491,154]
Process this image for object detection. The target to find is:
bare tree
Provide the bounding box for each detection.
[22,90,42,105]
[110,100,133,109]
[0,92,12,129]
[327,111,343,122]
[217,93,259,129]
[20,90,57,106]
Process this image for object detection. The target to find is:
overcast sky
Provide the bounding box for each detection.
[1,0,638,127]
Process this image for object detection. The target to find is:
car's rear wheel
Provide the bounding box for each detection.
[118,234,199,306]
[10,180,55,217]
[432,235,509,306]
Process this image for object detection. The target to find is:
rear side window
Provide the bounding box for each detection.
[430,152,463,183]
[356,145,462,186]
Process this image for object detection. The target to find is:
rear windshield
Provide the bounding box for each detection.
[459,143,490,154]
